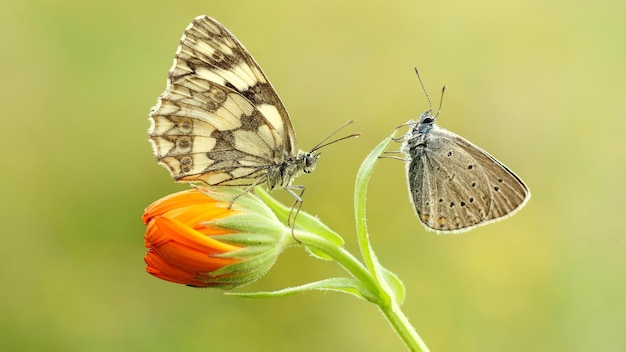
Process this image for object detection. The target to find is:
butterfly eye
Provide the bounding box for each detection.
[303,154,319,173]
[422,117,434,124]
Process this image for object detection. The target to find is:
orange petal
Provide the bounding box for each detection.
[149,216,241,253]
[144,251,207,286]
[143,189,221,224]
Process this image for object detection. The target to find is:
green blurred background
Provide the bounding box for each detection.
[2,0,625,350]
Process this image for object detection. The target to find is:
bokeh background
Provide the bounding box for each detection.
[2,0,625,351]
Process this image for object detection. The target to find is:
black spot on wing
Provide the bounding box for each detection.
[239,109,267,131]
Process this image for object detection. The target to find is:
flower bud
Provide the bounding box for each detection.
[143,188,289,288]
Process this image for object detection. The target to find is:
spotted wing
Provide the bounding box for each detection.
[148,16,298,186]
[406,126,529,233]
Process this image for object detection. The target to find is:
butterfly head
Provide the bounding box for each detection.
[302,152,320,174]
[417,110,436,125]
[408,109,436,136]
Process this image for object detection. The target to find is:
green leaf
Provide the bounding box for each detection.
[353,135,396,283]
[380,266,406,306]
[226,277,379,302]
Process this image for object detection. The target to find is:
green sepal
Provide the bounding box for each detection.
[255,187,345,248]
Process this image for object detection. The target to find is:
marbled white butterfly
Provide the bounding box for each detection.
[148,16,343,213]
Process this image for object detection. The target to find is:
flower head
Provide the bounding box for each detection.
[143,187,290,288]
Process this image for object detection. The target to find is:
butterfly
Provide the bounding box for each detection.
[148,16,327,212]
[400,69,530,233]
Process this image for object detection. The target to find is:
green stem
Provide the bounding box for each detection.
[379,301,431,352]
[296,230,380,300]
[300,223,429,351]
[353,133,430,351]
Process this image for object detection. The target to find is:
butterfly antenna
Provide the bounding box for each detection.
[435,86,446,118]
[414,67,433,113]
[310,120,360,152]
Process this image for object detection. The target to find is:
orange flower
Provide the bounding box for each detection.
[143,188,287,288]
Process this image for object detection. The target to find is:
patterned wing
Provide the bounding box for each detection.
[148,16,298,186]
[406,126,529,233]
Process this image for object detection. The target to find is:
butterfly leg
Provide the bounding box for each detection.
[285,185,305,243]
[227,177,266,209]
[379,154,410,162]
[380,146,411,161]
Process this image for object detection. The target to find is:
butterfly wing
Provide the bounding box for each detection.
[148,16,298,186]
[406,125,529,233]
[451,131,530,219]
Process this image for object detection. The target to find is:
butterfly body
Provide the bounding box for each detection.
[265,151,319,190]
[149,16,315,195]
[402,109,530,233]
